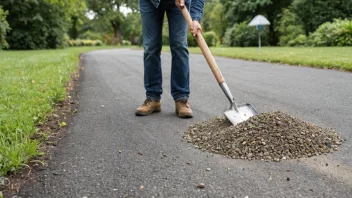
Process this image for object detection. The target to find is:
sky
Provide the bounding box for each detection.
[86,6,133,19]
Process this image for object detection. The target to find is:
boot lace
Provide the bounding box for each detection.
[143,98,152,106]
[178,99,189,108]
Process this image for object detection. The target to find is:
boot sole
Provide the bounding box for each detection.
[176,111,193,118]
[135,109,161,116]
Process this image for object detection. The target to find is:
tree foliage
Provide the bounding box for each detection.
[220,0,293,45]
[222,22,269,47]
[0,6,10,49]
[308,19,352,46]
[276,8,305,46]
[292,0,352,35]
[0,0,86,49]
[86,0,138,44]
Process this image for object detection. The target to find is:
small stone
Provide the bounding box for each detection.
[140,185,144,190]
[186,162,191,164]
[206,168,211,171]
[282,156,287,160]
[118,150,122,153]
[274,158,280,162]
[198,183,205,188]
[101,105,104,107]
[287,177,290,181]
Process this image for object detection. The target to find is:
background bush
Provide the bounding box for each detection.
[308,19,352,46]
[78,30,104,41]
[276,8,306,46]
[187,32,197,47]
[67,39,103,47]
[203,31,217,47]
[122,40,131,46]
[162,35,169,45]
[0,6,10,49]
[223,22,269,47]
[1,0,68,50]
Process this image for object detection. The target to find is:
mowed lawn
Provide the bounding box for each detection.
[0,46,351,176]
[183,47,352,72]
[0,47,118,176]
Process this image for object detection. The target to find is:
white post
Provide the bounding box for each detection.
[258,29,261,54]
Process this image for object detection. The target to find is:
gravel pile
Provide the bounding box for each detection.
[183,111,343,162]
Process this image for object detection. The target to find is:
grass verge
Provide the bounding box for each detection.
[0,46,120,176]
[164,46,352,72]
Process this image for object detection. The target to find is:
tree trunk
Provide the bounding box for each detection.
[111,21,121,45]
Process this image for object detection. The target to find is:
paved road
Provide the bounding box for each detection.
[19,49,352,197]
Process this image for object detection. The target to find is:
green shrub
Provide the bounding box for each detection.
[335,20,352,46]
[0,6,10,49]
[1,0,67,49]
[223,22,269,47]
[122,40,131,46]
[288,34,307,46]
[67,39,103,47]
[187,32,197,47]
[308,19,352,46]
[203,31,217,47]
[276,8,305,46]
[79,31,103,41]
[162,35,169,45]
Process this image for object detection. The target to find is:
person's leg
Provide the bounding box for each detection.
[167,1,193,118]
[140,0,164,100]
[166,1,190,101]
[136,0,164,116]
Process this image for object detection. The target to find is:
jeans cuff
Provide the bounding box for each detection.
[147,96,161,101]
[174,97,188,102]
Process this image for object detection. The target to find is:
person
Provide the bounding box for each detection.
[136,0,205,118]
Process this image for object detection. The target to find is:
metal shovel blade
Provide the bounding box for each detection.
[224,103,259,125]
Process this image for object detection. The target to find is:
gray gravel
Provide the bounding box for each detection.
[18,49,352,198]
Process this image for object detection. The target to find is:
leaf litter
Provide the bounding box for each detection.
[183,111,343,162]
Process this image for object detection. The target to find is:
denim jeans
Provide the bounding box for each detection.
[139,0,190,101]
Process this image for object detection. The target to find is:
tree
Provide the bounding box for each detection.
[292,0,352,35]
[0,0,86,49]
[121,12,142,44]
[86,0,139,44]
[208,2,227,40]
[219,0,293,45]
[275,8,305,46]
[0,6,10,49]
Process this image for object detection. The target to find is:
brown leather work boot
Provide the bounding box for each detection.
[135,98,161,116]
[175,99,193,118]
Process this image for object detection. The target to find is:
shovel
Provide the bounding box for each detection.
[180,6,259,125]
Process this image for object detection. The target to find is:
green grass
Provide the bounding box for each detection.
[164,46,352,71]
[0,46,121,176]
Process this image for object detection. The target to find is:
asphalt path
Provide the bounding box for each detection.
[18,49,352,197]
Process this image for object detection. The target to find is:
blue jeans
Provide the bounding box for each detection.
[139,0,190,101]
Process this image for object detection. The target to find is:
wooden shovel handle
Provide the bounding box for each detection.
[180,7,225,84]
